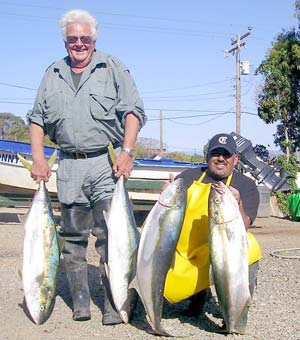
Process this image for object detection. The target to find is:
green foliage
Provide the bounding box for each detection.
[295,0,300,27]
[6,126,30,142]
[255,29,300,156]
[253,144,270,162]
[164,151,204,163]
[273,154,298,216]
[0,112,56,147]
[0,112,26,139]
[135,137,205,162]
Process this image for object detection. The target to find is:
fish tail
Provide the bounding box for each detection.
[17,149,57,171]
[17,153,32,171]
[108,142,117,164]
[47,150,57,169]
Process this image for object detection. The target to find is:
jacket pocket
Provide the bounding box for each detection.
[89,80,117,120]
[56,158,71,182]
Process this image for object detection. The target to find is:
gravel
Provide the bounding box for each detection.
[0,208,299,340]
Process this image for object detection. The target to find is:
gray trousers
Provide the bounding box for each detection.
[59,200,111,271]
[56,152,116,271]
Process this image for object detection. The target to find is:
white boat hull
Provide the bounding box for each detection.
[0,150,195,203]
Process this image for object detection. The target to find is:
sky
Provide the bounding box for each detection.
[0,0,298,154]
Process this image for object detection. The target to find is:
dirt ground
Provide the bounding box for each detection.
[0,207,300,340]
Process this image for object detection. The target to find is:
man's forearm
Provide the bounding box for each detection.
[122,113,140,149]
[30,123,46,161]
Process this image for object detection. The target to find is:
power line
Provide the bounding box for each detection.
[146,109,257,122]
[148,112,231,121]
[0,11,229,38]
[167,112,231,126]
[141,78,234,94]
[142,89,234,99]
[0,82,36,91]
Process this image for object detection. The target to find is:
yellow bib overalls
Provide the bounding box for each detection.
[164,172,262,304]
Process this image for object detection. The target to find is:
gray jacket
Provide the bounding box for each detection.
[27,50,146,153]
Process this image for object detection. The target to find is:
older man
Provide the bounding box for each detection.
[27,9,146,324]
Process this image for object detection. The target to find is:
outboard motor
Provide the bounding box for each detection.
[230,132,292,192]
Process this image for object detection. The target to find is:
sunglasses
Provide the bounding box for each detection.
[66,36,93,44]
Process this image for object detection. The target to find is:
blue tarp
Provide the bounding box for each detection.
[0,139,57,158]
[0,139,205,169]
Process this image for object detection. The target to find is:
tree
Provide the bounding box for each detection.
[0,112,56,147]
[5,126,30,142]
[253,144,270,162]
[0,112,26,139]
[255,29,300,161]
[295,0,300,27]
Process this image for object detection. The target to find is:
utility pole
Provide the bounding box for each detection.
[225,27,252,135]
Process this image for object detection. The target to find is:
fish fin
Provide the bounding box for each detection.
[148,325,174,337]
[104,262,109,278]
[16,267,22,282]
[17,153,32,171]
[119,310,129,324]
[128,277,141,296]
[48,150,57,169]
[57,232,65,253]
[209,264,214,285]
[16,268,24,292]
[103,209,109,225]
[108,141,117,164]
[18,150,57,172]
[17,213,27,225]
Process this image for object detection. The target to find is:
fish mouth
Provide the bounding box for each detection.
[158,201,181,208]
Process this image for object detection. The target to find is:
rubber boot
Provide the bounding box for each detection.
[60,204,92,321]
[99,257,123,325]
[183,288,212,317]
[66,267,91,321]
[92,199,122,325]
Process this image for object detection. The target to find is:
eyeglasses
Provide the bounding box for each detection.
[66,36,93,44]
[209,149,233,158]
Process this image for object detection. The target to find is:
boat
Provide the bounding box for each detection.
[0,139,205,210]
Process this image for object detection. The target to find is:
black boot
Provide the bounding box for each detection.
[99,263,123,325]
[183,288,212,317]
[92,199,123,326]
[60,204,93,321]
[66,268,91,321]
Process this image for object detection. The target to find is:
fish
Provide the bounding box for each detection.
[132,178,187,336]
[18,152,61,325]
[103,175,139,323]
[208,181,251,334]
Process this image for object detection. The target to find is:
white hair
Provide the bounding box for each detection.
[60,9,98,41]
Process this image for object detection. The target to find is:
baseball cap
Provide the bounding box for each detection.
[207,133,237,155]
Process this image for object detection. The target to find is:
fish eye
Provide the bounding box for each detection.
[40,306,45,311]
[214,198,221,204]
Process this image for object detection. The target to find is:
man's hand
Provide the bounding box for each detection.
[31,158,51,183]
[113,152,133,179]
[229,186,241,205]
[160,173,175,193]
[229,185,251,230]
